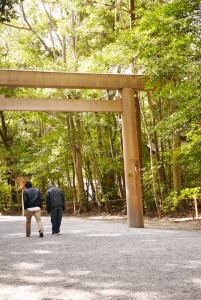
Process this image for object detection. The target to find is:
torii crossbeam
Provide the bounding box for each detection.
[0,69,146,228]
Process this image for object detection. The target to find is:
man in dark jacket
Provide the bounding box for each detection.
[23,181,44,237]
[46,185,65,234]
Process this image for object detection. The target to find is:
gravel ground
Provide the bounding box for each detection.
[0,215,201,300]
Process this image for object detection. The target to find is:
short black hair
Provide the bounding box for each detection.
[25,181,32,188]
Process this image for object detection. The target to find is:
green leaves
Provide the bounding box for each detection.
[0,0,200,214]
[0,0,21,23]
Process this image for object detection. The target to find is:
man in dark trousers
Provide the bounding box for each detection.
[23,181,44,237]
[46,185,65,234]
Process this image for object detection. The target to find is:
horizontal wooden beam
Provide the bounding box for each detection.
[0,97,122,112]
[0,69,147,90]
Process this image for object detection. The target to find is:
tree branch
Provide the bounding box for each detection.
[20,1,54,59]
[2,22,31,31]
[41,0,63,48]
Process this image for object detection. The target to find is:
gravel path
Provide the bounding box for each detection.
[0,215,201,300]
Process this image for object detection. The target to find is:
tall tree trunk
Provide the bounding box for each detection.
[0,111,17,204]
[115,0,121,28]
[90,156,102,209]
[140,103,162,217]
[147,92,167,198]
[62,35,67,65]
[101,115,119,200]
[67,115,88,213]
[71,10,78,70]
[171,104,182,193]
[129,0,135,27]
[172,132,182,192]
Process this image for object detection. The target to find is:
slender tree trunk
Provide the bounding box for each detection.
[62,35,67,64]
[115,0,121,28]
[90,157,102,209]
[129,0,135,27]
[172,132,182,192]
[71,10,78,70]
[140,102,162,217]
[101,116,119,200]
[67,115,88,213]
[147,92,166,199]
[0,111,17,204]
[116,172,125,199]
[171,104,182,193]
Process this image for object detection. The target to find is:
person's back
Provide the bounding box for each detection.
[46,185,64,211]
[23,181,44,237]
[46,185,65,234]
[24,187,42,209]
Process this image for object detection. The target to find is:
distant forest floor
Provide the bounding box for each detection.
[70,211,201,231]
[1,211,201,231]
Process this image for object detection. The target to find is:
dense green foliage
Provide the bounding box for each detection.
[0,0,21,22]
[0,0,200,216]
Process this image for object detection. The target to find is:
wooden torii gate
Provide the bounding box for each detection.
[0,69,146,228]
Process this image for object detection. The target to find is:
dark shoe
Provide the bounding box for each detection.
[39,231,44,237]
[26,234,30,237]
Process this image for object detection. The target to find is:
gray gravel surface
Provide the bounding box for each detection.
[0,215,201,300]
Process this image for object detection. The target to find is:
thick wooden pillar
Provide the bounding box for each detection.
[121,88,144,228]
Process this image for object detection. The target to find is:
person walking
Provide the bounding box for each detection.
[46,185,65,234]
[23,181,44,237]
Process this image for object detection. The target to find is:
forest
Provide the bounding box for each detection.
[0,0,200,217]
